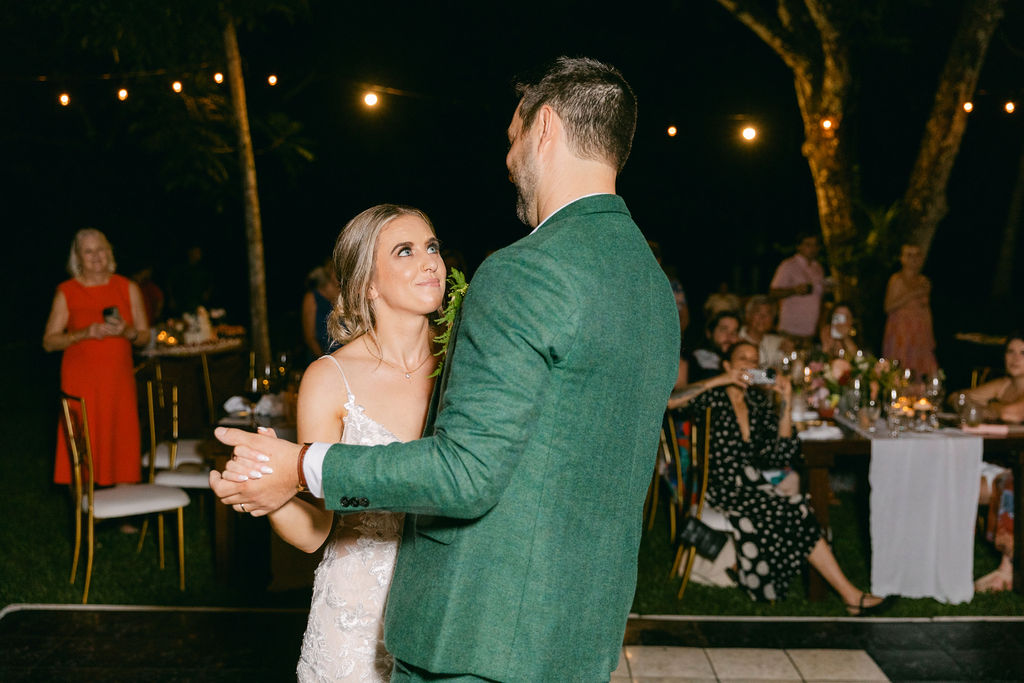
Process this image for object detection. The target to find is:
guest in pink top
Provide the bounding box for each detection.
[770,234,825,342]
[882,244,938,377]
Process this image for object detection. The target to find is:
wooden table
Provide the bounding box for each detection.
[801,428,1024,601]
[201,415,296,583]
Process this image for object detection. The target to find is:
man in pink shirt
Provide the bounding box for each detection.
[770,234,825,343]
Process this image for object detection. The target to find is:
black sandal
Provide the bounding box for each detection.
[845,592,894,617]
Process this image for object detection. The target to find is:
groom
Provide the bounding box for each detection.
[212,57,679,681]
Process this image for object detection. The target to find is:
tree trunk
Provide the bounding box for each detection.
[222,12,271,367]
[903,0,1007,254]
[991,145,1024,299]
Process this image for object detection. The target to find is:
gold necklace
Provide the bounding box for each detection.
[364,337,432,379]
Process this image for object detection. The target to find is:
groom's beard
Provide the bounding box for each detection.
[511,151,539,228]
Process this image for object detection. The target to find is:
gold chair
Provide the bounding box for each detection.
[672,405,712,600]
[60,393,190,603]
[645,411,685,538]
[145,381,213,489]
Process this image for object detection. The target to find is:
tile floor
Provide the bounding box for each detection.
[2,606,1023,681]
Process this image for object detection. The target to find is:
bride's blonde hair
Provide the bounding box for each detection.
[326,204,436,347]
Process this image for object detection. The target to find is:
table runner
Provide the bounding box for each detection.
[833,416,982,603]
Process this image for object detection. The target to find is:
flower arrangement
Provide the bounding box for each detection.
[802,349,900,415]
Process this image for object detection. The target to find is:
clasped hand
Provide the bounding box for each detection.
[208,426,304,516]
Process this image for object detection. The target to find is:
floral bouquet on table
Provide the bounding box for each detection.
[803,350,853,416]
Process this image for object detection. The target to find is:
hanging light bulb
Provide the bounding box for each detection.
[267,74,278,86]
[213,72,224,84]
[172,81,183,93]
[962,101,973,113]
[59,93,70,106]
[667,125,677,137]
[821,118,833,131]
[364,92,379,107]
[117,88,128,101]
[1006,101,1016,114]
[741,126,757,141]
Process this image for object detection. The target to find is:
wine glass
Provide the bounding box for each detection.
[242,374,262,425]
[953,392,970,423]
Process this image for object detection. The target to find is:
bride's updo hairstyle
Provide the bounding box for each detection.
[326,204,436,347]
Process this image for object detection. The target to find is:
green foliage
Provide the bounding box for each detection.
[430,268,468,378]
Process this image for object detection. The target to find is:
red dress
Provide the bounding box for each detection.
[54,274,141,485]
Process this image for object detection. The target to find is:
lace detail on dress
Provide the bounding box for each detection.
[297,356,405,683]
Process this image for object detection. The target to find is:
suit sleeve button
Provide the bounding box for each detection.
[339,497,349,507]
[358,497,369,507]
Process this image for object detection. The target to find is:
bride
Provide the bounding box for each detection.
[258,204,445,681]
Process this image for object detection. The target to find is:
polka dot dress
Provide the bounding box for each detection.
[690,387,821,602]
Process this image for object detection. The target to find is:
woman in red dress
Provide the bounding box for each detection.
[44,229,151,485]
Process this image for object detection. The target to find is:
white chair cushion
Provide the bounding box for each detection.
[142,439,206,469]
[155,468,212,489]
[91,484,191,519]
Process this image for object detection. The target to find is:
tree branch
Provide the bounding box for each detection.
[715,0,809,71]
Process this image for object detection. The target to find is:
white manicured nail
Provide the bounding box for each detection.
[249,470,263,479]
[260,466,273,474]
[256,454,270,462]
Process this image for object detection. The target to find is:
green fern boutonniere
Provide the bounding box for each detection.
[430,267,468,378]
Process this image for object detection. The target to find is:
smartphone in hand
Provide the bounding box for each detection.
[102,306,122,325]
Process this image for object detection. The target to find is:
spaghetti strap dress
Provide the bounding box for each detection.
[54,274,141,485]
[297,355,405,683]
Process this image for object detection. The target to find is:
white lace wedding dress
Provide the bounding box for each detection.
[297,356,404,682]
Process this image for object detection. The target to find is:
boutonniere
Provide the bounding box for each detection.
[430,268,468,378]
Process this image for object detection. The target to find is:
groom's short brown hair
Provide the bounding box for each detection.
[514,57,637,173]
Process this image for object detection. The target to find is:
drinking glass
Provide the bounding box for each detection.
[953,392,969,423]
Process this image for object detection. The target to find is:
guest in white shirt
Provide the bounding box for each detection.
[740,295,792,369]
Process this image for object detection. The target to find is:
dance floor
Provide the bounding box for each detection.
[2,605,1023,681]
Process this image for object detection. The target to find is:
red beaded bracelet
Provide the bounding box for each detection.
[296,442,312,493]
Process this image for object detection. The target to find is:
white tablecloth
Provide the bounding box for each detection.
[866,429,982,604]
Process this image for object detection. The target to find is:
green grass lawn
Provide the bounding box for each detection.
[3,342,1021,617]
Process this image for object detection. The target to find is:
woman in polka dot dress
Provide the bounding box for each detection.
[683,341,885,613]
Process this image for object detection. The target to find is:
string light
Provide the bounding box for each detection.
[363,92,379,106]
[213,72,224,84]
[963,102,973,113]
[117,88,128,101]
[741,126,757,141]
[821,118,833,131]
[59,93,70,106]
[267,74,278,86]
[1006,101,1016,114]
[171,81,183,93]
[667,125,677,137]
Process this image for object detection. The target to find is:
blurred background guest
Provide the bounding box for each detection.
[301,261,341,363]
[957,332,1024,592]
[131,264,164,326]
[43,228,150,487]
[818,302,860,359]
[684,309,741,384]
[741,295,791,369]
[882,244,938,377]
[703,290,741,320]
[770,233,825,347]
[168,245,213,315]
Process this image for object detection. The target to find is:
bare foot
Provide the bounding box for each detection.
[974,567,1013,593]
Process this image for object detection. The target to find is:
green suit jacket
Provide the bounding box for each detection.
[322,194,679,681]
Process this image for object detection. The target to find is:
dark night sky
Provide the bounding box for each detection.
[4,1,1022,359]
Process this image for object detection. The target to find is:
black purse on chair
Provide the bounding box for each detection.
[676,516,728,560]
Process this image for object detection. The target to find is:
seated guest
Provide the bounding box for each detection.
[957,332,1024,592]
[818,302,860,359]
[684,310,741,384]
[704,290,742,320]
[740,295,792,369]
[677,341,885,611]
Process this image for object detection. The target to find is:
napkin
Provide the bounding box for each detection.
[254,393,284,417]
[791,407,820,422]
[797,424,844,440]
[223,396,249,414]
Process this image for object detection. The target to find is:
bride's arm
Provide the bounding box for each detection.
[265,359,342,553]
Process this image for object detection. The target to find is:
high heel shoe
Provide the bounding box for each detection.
[844,592,895,617]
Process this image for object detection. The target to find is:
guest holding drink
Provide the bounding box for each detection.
[882,244,938,377]
[43,229,150,486]
[818,302,860,359]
